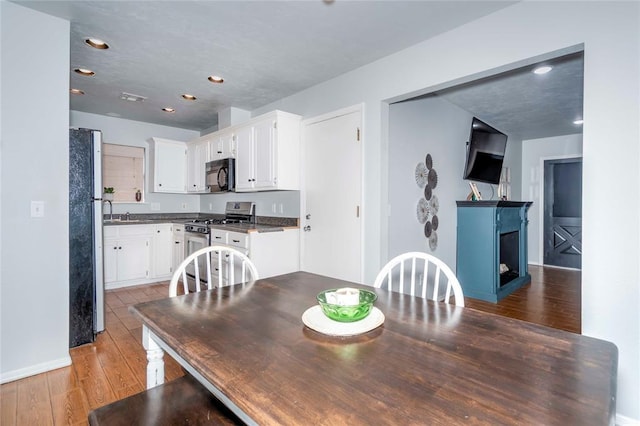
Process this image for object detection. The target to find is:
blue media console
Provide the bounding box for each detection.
[456,201,532,303]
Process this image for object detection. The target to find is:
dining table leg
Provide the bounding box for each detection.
[142,325,165,389]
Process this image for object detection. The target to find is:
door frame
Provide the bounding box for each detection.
[300,103,365,282]
[538,154,583,268]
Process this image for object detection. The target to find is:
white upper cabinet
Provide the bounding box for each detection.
[234,125,255,191]
[234,110,301,192]
[208,130,235,161]
[149,137,187,193]
[187,138,209,192]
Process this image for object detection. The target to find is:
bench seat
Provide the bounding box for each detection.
[88,374,243,425]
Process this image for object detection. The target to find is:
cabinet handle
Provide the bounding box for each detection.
[118,246,122,250]
[232,239,240,243]
[175,241,180,244]
[217,151,222,154]
[159,183,162,186]
[113,246,118,250]
[157,230,160,233]
[215,236,222,239]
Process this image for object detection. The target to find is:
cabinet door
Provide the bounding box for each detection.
[103,238,118,284]
[234,125,255,191]
[154,140,186,192]
[209,131,235,161]
[253,118,276,189]
[117,237,150,281]
[187,140,208,192]
[153,224,173,277]
[172,226,185,272]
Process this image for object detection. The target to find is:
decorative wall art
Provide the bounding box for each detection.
[415,153,439,250]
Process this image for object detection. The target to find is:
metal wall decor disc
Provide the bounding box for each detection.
[415,162,428,188]
[416,198,429,224]
[424,184,432,200]
[429,195,439,214]
[429,232,438,251]
[425,153,433,170]
[431,215,439,230]
[424,221,432,238]
[428,168,438,189]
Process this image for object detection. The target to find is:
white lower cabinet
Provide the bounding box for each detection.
[208,227,299,286]
[104,223,176,289]
[104,225,152,288]
[172,224,185,272]
[249,229,299,279]
[103,224,300,290]
[153,224,173,278]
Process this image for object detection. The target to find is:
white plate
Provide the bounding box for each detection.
[302,305,385,336]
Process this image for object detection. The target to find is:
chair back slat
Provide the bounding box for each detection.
[374,252,464,307]
[169,245,259,297]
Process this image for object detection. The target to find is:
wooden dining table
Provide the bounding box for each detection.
[130,271,617,425]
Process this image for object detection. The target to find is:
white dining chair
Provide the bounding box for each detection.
[374,252,465,306]
[169,245,259,297]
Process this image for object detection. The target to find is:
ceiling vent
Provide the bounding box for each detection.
[120,92,147,102]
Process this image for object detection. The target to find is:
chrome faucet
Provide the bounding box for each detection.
[125,211,131,221]
[103,199,113,221]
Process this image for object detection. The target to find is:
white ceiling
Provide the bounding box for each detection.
[13,1,582,140]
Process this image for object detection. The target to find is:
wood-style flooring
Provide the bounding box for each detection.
[465,264,581,334]
[1,265,580,425]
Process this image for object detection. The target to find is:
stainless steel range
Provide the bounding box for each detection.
[183,202,255,283]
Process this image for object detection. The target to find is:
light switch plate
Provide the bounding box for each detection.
[31,201,45,217]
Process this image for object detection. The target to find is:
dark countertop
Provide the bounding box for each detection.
[103,213,298,233]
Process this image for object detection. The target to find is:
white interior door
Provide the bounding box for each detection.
[302,108,362,282]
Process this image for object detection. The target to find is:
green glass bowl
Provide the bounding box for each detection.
[316,288,377,322]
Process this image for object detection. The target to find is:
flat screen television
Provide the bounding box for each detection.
[463,117,508,185]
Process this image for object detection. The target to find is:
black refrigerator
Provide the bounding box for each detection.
[69,128,105,347]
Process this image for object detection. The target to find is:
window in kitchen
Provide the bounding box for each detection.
[102,143,145,202]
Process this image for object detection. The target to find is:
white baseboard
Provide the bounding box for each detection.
[0,356,71,384]
[617,413,640,425]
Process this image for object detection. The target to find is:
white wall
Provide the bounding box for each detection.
[388,96,522,269]
[1,2,72,381]
[522,134,583,265]
[200,191,300,218]
[254,2,639,420]
[70,111,201,215]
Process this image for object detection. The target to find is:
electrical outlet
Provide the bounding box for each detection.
[272,203,277,213]
[279,203,284,214]
[209,203,213,211]
[181,202,187,210]
[31,201,45,217]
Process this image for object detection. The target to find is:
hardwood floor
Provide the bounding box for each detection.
[0,281,184,426]
[1,265,580,425]
[465,264,581,334]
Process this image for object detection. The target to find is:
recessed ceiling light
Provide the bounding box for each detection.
[182,94,197,101]
[162,107,176,113]
[573,119,584,125]
[85,38,109,49]
[533,65,553,75]
[70,88,85,95]
[208,75,224,84]
[74,68,95,76]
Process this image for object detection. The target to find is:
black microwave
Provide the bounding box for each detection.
[205,158,235,192]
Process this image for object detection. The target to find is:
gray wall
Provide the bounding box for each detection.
[70,111,201,215]
[254,2,639,419]
[521,134,583,265]
[388,95,522,269]
[1,1,638,421]
[1,2,71,380]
